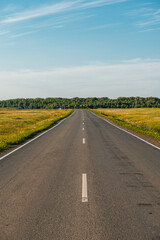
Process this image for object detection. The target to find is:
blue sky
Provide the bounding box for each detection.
[0,0,160,99]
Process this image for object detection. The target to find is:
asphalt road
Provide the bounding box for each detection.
[0,109,160,240]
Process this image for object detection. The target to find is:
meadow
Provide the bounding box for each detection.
[91,108,160,142]
[0,109,73,152]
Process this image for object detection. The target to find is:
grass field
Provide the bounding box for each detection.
[91,108,160,142]
[0,109,73,152]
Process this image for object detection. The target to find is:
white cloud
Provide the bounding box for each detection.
[89,23,119,30]
[78,0,127,8]
[25,13,95,31]
[128,6,160,31]
[0,59,160,99]
[0,0,127,40]
[9,30,38,38]
[0,31,9,35]
[0,41,15,47]
[0,0,127,24]
[1,4,19,13]
[139,27,160,32]
[1,1,77,24]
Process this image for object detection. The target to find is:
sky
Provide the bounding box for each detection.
[0,0,160,99]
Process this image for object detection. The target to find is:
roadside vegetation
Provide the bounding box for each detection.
[0,96,159,109]
[0,109,73,152]
[91,108,160,142]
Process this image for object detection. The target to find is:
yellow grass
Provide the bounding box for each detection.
[0,109,73,151]
[92,108,160,142]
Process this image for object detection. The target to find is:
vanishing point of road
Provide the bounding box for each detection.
[0,110,160,240]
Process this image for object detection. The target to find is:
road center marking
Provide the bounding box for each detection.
[83,138,85,144]
[82,173,88,202]
[82,128,84,131]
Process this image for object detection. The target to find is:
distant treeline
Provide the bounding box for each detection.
[0,97,159,109]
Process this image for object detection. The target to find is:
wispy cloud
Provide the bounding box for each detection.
[128,6,160,32]
[127,7,154,17]
[136,10,160,27]
[89,23,119,30]
[0,41,15,47]
[1,13,95,39]
[0,0,127,24]
[0,0,127,40]
[142,2,155,6]
[1,1,77,24]
[24,13,95,31]
[1,4,19,13]
[0,59,159,99]
[9,31,38,39]
[77,0,127,8]
[139,27,160,32]
[0,30,9,36]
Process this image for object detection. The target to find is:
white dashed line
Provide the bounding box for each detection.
[83,138,85,144]
[82,173,88,202]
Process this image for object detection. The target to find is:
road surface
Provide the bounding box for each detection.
[0,109,160,240]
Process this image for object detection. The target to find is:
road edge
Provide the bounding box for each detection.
[89,110,160,151]
[0,110,75,161]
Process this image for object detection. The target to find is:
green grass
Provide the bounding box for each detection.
[90,108,160,142]
[0,109,73,152]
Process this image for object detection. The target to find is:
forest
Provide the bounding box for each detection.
[0,97,159,109]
